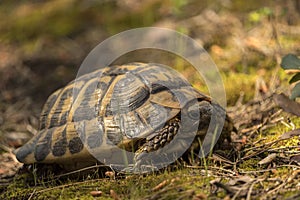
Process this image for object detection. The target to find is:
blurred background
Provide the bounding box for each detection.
[0,0,299,166]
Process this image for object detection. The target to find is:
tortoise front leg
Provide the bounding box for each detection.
[132,118,181,173]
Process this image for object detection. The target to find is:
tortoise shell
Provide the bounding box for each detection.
[14,63,234,170]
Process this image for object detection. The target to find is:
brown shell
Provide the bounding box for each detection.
[14,62,228,168]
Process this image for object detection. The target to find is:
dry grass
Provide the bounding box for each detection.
[1,0,300,199]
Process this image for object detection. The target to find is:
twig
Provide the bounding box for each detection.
[185,165,236,175]
[32,178,103,195]
[0,144,13,153]
[27,189,36,200]
[246,180,257,200]
[53,164,109,179]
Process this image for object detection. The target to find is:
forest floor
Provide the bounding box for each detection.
[1,1,300,199]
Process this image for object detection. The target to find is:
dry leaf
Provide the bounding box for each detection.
[110,189,121,200]
[273,93,300,116]
[170,177,180,184]
[228,175,254,185]
[0,152,23,178]
[4,132,32,148]
[258,153,277,165]
[105,171,115,179]
[152,180,169,191]
[291,155,300,164]
[193,193,207,200]
[90,191,102,197]
[288,170,300,183]
[279,128,300,140]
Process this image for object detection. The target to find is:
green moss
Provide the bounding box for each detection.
[222,71,257,105]
[1,168,222,199]
[238,158,261,171]
[1,0,300,199]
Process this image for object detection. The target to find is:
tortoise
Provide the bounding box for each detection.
[14,62,234,172]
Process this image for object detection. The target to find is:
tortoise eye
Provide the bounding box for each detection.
[187,104,200,120]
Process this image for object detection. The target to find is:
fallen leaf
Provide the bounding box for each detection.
[4,132,32,148]
[193,193,207,200]
[0,152,23,179]
[273,93,300,116]
[90,191,102,197]
[105,171,115,179]
[170,177,180,183]
[228,175,254,185]
[0,168,7,174]
[152,180,169,191]
[291,155,300,164]
[110,189,121,200]
[287,170,300,183]
[258,153,277,165]
[211,177,254,198]
[279,128,300,140]
[185,189,195,197]
[212,154,235,165]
